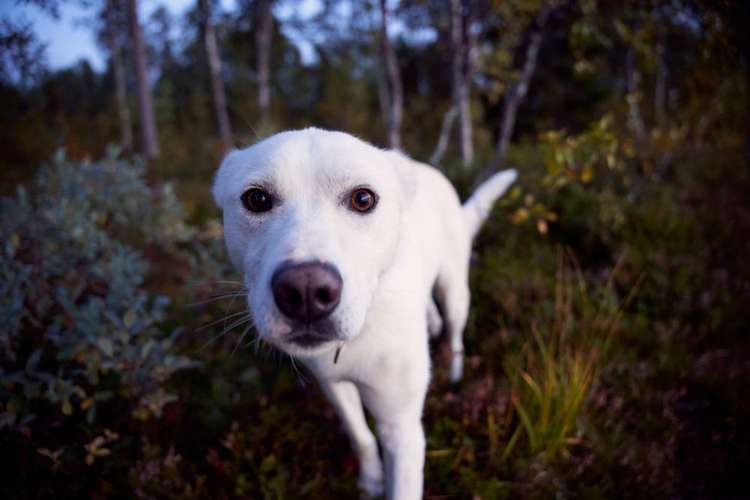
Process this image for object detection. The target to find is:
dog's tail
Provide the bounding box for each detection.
[462,169,518,239]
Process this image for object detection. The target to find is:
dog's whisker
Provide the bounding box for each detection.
[221,294,243,335]
[188,292,248,308]
[194,309,249,333]
[251,335,263,354]
[198,315,253,351]
[185,280,245,288]
[241,330,259,349]
[251,334,266,355]
[232,323,254,355]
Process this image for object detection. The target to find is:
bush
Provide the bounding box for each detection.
[0,150,198,428]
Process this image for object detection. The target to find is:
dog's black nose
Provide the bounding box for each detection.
[271,262,343,323]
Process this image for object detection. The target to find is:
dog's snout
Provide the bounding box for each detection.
[271,262,343,323]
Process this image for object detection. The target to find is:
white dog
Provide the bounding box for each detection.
[212,128,516,499]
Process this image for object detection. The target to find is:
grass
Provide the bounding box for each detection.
[500,251,636,462]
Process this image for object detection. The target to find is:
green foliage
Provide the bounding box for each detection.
[540,114,623,187]
[0,151,198,428]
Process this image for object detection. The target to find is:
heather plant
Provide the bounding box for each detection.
[0,150,198,428]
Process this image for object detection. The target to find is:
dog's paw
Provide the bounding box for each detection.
[449,351,464,383]
[357,470,384,498]
[357,449,384,498]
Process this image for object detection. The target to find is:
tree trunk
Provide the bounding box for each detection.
[375,61,391,134]
[379,0,403,150]
[367,6,390,140]
[452,0,473,166]
[430,106,458,165]
[199,0,232,149]
[127,0,160,159]
[105,0,132,151]
[488,3,554,173]
[654,38,667,129]
[256,0,273,131]
[626,47,647,152]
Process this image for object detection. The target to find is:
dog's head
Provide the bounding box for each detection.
[213,128,414,357]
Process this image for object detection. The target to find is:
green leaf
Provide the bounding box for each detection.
[97,338,114,357]
[25,349,42,373]
[61,398,72,416]
[123,309,137,329]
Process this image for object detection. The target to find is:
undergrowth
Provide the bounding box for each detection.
[1,139,748,499]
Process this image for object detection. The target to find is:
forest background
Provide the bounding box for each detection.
[1,0,749,498]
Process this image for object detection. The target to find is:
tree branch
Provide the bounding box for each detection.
[488,3,555,174]
[430,106,458,166]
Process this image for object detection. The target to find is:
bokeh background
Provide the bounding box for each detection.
[1,0,748,498]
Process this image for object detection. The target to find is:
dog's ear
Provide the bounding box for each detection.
[212,149,241,209]
[386,150,418,209]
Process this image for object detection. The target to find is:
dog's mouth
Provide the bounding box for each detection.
[279,318,341,350]
[286,330,334,348]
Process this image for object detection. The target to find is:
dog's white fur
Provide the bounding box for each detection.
[213,128,516,499]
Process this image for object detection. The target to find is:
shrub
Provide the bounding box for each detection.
[0,150,198,428]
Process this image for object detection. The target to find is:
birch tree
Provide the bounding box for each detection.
[654,33,667,129]
[255,0,273,131]
[432,0,476,167]
[378,0,403,150]
[198,0,233,149]
[127,0,160,159]
[102,0,132,151]
[625,47,647,152]
[453,0,474,165]
[430,106,458,165]
[488,2,556,173]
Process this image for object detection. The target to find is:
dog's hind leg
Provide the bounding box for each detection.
[426,296,443,338]
[435,270,470,383]
[319,380,383,497]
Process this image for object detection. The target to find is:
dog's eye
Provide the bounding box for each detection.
[241,188,273,213]
[349,188,377,213]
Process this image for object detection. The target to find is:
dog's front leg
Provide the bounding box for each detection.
[376,413,425,500]
[319,380,384,497]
